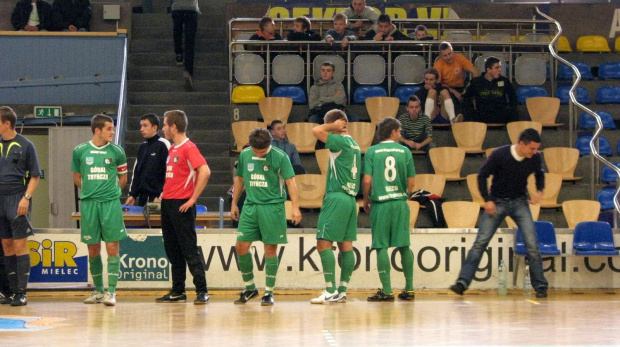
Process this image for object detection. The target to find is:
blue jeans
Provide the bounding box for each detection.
[456,197,548,290]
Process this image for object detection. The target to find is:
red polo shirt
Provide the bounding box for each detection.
[162,138,207,200]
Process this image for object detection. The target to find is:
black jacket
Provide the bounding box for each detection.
[52,0,91,31]
[287,29,322,41]
[364,24,411,41]
[11,0,54,31]
[128,134,170,199]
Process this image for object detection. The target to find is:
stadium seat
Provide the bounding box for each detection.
[562,200,601,229]
[365,96,400,125]
[234,54,264,84]
[466,173,490,208]
[598,62,620,80]
[514,221,561,256]
[295,174,326,209]
[575,135,612,156]
[542,147,581,182]
[196,205,208,213]
[444,31,474,42]
[286,123,317,153]
[573,221,619,256]
[258,96,292,124]
[393,55,426,85]
[481,32,513,42]
[517,86,548,104]
[353,54,386,85]
[527,173,562,209]
[231,121,266,151]
[515,55,547,85]
[394,85,421,104]
[315,149,329,175]
[429,147,466,181]
[556,86,591,105]
[442,201,480,228]
[557,35,572,52]
[412,174,446,198]
[354,86,387,104]
[597,186,616,210]
[272,86,306,104]
[452,122,486,154]
[122,205,143,213]
[231,85,265,104]
[596,86,620,104]
[313,55,345,83]
[346,122,375,154]
[558,62,593,80]
[407,201,420,229]
[521,33,551,43]
[576,35,611,52]
[601,163,620,183]
[526,97,562,127]
[579,111,615,129]
[507,121,542,144]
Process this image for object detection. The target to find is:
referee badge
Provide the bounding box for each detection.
[85,157,94,165]
[248,163,254,172]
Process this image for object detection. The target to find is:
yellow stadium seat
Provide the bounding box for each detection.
[231,85,265,104]
[576,35,611,52]
[557,35,572,52]
[615,37,620,52]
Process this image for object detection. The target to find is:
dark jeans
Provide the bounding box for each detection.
[172,10,198,76]
[161,199,207,293]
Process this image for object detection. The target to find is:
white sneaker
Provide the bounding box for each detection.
[335,292,347,303]
[103,292,116,306]
[310,290,340,304]
[84,290,104,304]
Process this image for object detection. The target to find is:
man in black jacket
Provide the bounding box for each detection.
[125,114,171,207]
[11,0,54,31]
[52,0,91,31]
[287,16,321,41]
[364,14,410,41]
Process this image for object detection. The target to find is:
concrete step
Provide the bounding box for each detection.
[128,79,228,93]
[132,12,227,29]
[128,91,229,105]
[130,39,226,54]
[127,66,228,80]
[128,53,228,67]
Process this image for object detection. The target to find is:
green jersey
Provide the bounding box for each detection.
[325,133,361,196]
[364,141,415,202]
[71,141,128,201]
[236,146,295,204]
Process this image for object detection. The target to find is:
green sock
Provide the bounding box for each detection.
[238,253,256,290]
[264,256,279,294]
[376,248,392,294]
[107,256,120,293]
[337,250,355,293]
[319,249,336,293]
[399,246,414,291]
[89,256,104,293]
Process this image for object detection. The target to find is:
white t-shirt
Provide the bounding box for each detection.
[27,2,40,27]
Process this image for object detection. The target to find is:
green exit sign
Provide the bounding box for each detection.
[34,106,62,118]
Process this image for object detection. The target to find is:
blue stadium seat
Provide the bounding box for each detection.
[354,86,387,104]
[596,86,620,104]
[121,205,143,213]
[598,62,620,80]
[394,85,421,104]
[557,86,591,105]
[573,221,619,256]
[196,205,208,213]
[558,62,593,80]
[514,221,561,256]
[272,86,307,104]
[579,111,616,129]
[597,187,616,210]
[575,135,612,156]
[601,163,620,183]
[517,86,548,104]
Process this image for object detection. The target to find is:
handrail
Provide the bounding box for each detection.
[114,35,128,148]
[536,6,620,225]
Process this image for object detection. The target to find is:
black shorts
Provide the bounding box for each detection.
[0,192,34,239]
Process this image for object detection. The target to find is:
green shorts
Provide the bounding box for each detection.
[317,193,357,242]
[80,199,127,244]
[370,199,411,248]
[237,203,288,245]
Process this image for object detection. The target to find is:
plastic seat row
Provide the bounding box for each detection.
[558,62,620,80]
[518,85,620,104]
[573,135,620,156]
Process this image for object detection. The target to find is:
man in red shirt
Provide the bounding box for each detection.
[155,110,211,305]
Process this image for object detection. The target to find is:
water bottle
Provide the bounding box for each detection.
[523,264,532,297]
[498,259,507,296]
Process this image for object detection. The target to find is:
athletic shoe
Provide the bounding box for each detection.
[194,291,209,305]
[234,288,259,304]
[451,114,464,124]
[261,293,274,306]
[84,290,105,304]
[310,290,340,304]
[1,294,13,305]
[103,292,116,306]
[335,292,347,303]
[449,282,466,295]
[183,71,193,91]
[536,288,548,298]
[155,291,187,303]
[398,290,416,301]
[175,54,184,65]
[10,293,27,306]
[367,289,394,302]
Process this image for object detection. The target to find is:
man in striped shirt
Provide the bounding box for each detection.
[396,96,435,152]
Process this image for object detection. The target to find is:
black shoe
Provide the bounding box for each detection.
[175,54,184,65]
[234,288,259,304]
[536,288,548,298]
[183,71,193,91]
[155,291,187,303]
[0,293,11,305]
[367,289,394,302]
[450,282,466,295]
[398,289,415,301]
[261,293,274,306]
[10,293,27,306]
[194,291,209,305]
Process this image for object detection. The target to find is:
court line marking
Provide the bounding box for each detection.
[525,299,540,305]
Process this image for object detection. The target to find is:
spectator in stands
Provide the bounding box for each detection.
[308,61,358,124]
[52,0,91,31]
[287,16,321,41]
[270,120,306,174]
[463,57,519,124]
[340,0,379,35]
[415,68,457,124]
[397,96,435,152]
[250,17,282,41]
[170,0,199,91]
[414,25,434,40]
[363,14,410,41]
[125,113,171,207]
[11,0,54,31]
[325,13,356,49]
[433,41,479,123]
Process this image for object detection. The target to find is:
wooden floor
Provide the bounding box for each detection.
[2,291,620,346]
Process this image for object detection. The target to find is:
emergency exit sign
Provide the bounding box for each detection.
[34,106,62,118]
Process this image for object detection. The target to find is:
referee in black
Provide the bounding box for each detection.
[0,106,41,306]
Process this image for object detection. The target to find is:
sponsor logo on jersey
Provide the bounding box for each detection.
[498,81,504,87]
[104,158,111,165]
[248,163,254,172]
[173,156,179,163]
[263,165,269,171]
[86,157,94,165]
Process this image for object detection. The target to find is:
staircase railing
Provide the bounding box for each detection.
[114,34,129,148]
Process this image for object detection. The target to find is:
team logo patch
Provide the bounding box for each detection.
[85,157,94,165]
[248,163,254,172]
[173,156,179,163]
[104,158,111,165]
[498,81,504,87]
[263,165,269,172]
